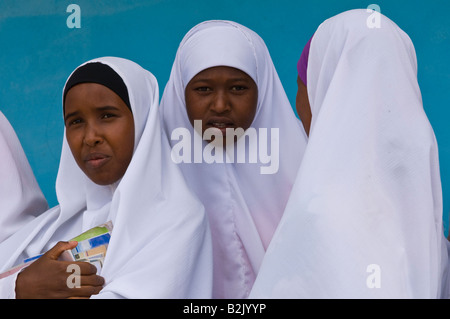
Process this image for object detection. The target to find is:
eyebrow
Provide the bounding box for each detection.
[190,77,252,84]
[64,110,79,123]
[64,105,121,122]
[229,77,252,82]
[96,105,121,112]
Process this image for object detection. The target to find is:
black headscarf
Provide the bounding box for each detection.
[63,62,131,112]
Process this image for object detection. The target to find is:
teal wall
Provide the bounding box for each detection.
[1,0,449,233]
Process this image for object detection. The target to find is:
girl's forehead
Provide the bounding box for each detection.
[64,83,130,113]
[180,26,257,87]
[189,66,255,83]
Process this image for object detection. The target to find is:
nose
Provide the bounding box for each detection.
[83,124,103,147]
[210,90,231,114]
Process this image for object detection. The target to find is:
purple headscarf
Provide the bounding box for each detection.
[297,35,313,86]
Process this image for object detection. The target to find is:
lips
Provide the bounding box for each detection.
[206,117,234,134]
[84,152,111,169]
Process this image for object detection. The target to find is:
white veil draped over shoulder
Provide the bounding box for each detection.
[0,112,48,243]
[0,57,212,299]
[160,20,306,298]
[250,10,449,298]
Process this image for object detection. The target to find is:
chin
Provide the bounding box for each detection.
[86,173,118,186]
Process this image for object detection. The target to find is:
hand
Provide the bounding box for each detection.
[15,241,105,299]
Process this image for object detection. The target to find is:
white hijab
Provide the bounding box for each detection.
[250,9,449,298]
[0,57,212,298]
[0,112,48,243]
[159,20,306,298]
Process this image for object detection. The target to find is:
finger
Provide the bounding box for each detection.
[79,274,105,287]
[68,261,99,275]
[44,241,78,260]
[67,285,103,298]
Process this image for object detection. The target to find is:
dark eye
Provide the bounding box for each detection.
[230,85,249,94]
[66,118,82,127]
[101,113,116,120]
[195,87,212,92]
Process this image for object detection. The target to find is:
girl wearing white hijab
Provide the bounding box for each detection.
[0,112,48,243]
[250,9,449,298]
[0,57,212,298]
[160,20,306,298]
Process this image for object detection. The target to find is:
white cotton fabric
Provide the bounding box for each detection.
[250,9,449,299]
[159,20,306,298]
[0,57,213,298]
[0,111,48,243]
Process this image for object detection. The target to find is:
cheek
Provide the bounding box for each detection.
[184,98,195,124]
[116,122,135,162]
[235,95,257,129]
[65,130,83,164]
[296,89,309,119]
[185,94,210,134]
[185,94,205,120]
[295,90,302,117]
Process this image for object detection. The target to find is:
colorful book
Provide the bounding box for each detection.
[0,221,113,279]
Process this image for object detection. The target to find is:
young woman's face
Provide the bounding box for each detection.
[296,76,312,136]
[64,83,135,185]
[185,66,258,144]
